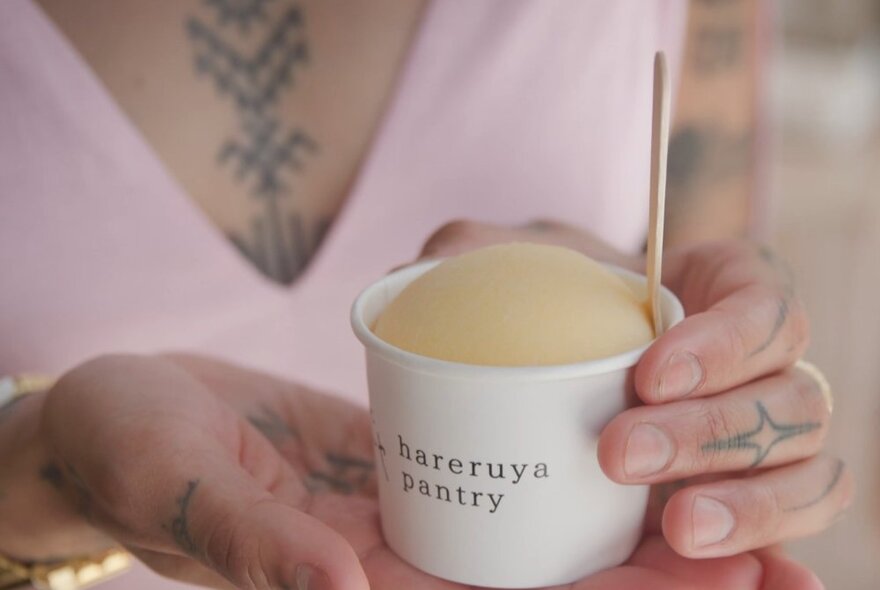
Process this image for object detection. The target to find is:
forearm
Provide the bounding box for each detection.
[666,0,760,246]
[0,390,110,560]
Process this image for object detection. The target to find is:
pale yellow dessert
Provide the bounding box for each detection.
[373,242,654,366]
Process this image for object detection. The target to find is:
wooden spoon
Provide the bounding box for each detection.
[647,51,671,337]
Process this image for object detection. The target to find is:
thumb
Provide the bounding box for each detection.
[164,464,367,590]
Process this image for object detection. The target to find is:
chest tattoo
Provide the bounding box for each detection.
[186,0,324,284]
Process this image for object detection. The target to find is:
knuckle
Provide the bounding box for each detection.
[204,507,250,587]
[697,403,741,469]
[753,282,784,311]
[720,313,752,370]
[92,441,176,522]
[787,297,812,356]
[763,282,787,303]
[817,457,855,517]
[47,354,125,411]
[747,285,791,355]
[790,374,831,435]
[726,240,756,261]
[63,354,146,399]
[422,219,479,254]
[749,241,776,264]
[87,459,158,532]
[711,240,754,272]
[86,461,129,512]
[203,498,275,590]
[751,482,784,542]
[73,352,133,374]
[836,462,856,513]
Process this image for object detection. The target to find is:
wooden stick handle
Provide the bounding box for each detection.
[647,51,671,336]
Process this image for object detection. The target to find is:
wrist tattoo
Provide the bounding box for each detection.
[701,401,821,467]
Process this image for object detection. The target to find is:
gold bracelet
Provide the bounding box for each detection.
[0,549,131,590]
[0,552,29,589]
[0,374,57,408]
[0,374,132,590]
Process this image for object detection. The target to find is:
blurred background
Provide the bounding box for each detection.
[772,1,880,587]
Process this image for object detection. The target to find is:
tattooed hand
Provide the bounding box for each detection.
[408,219,855,589]
[38,353,375,590]
[26,224,849,590]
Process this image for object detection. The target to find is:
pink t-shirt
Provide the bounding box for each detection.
[0,1,686,587]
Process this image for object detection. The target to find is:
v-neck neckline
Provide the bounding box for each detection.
[29,0,434,296]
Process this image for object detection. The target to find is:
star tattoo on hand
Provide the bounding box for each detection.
[701,401,821,467]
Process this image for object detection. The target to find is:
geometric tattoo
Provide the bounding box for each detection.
[202,0,277,33]
[701,401,821,468]
[186,9,307,115]
[244,403,374,494]
[247,403,299,443]
[186,1,323,284]
[306,453,374,495]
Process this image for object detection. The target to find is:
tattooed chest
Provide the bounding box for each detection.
[38,0,424,285]
[186,1,326,284]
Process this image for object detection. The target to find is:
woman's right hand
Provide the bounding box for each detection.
[32,353,374,590]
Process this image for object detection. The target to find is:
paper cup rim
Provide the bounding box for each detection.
[351,258,685,382]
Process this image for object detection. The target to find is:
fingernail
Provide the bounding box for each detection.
[624,423,674,478]
[295,564,333,590]
[657,351,704,400]
[692,495,735,548]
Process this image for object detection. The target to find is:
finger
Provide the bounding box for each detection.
[575,535,765,590]
[571,567,684,590]
[361,545,470,590]
[752,547,825,590]
[662,455,854,559]
[636,242,810,403]
[625,535,764,588]
[599,368,830,483]
[624,536,824,590]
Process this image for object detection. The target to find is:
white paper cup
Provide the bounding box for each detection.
[351,260,685,588]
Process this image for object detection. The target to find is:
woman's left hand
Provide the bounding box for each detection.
[411,219,854,573]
